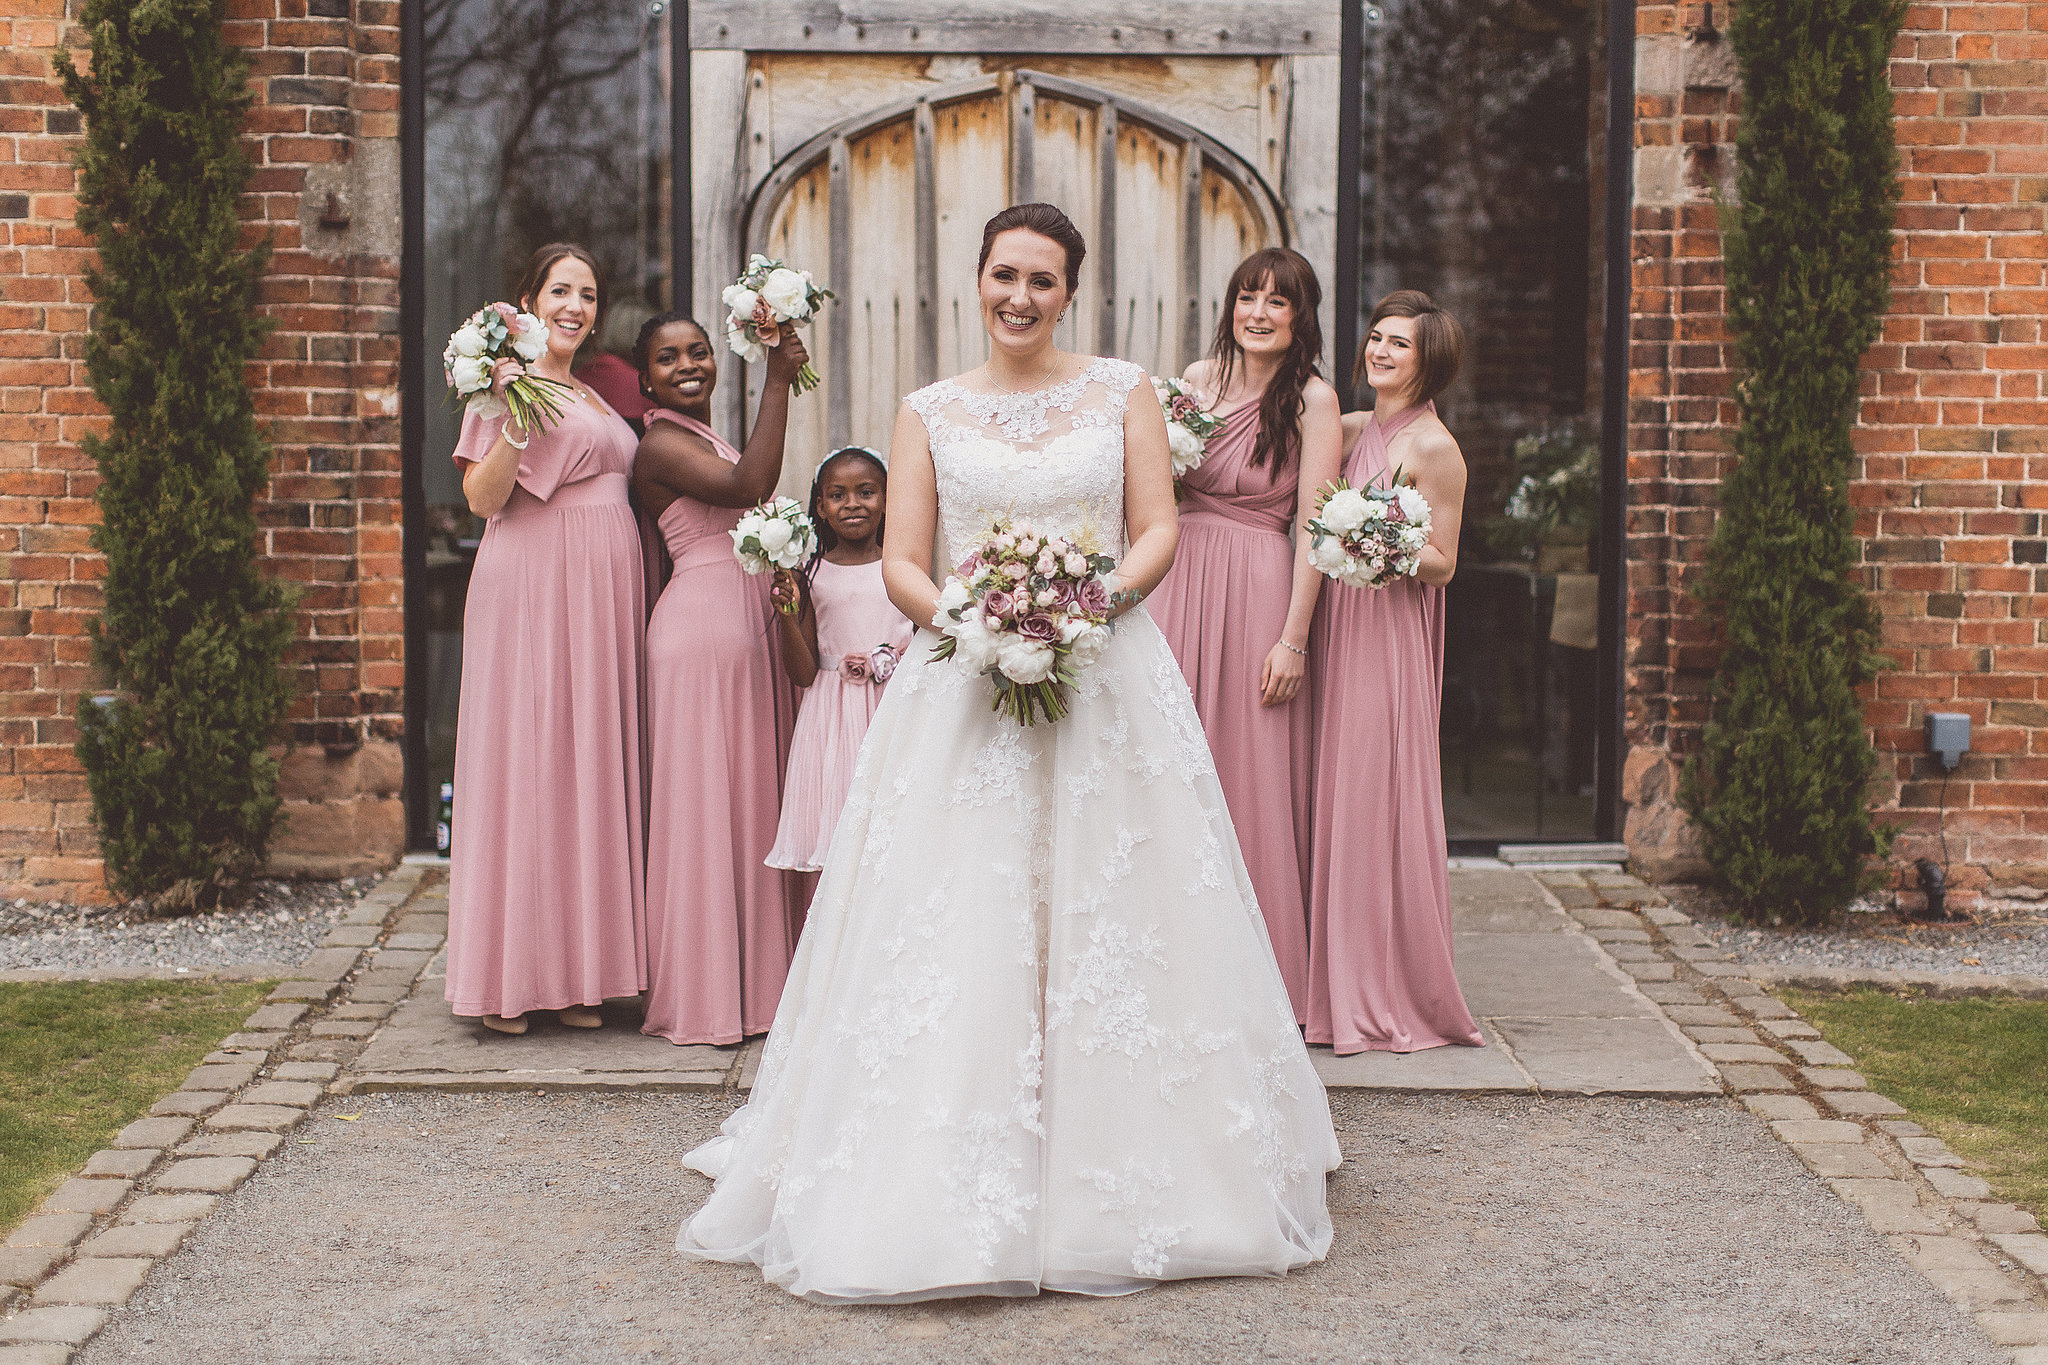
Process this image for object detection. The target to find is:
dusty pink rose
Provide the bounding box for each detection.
[749,298,782,345]
[1048,578,1079,609]
[980,588,1017,622]
[1018,612,1061,643]
[1077,577,1111,616]
[490,301,520,328]
[1002,561,1029,581]
[839,654,871,684]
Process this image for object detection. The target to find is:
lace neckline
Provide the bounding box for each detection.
[933,359,1112,443]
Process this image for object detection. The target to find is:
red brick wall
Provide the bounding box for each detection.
[1623,0,2048,908]
[0,0,405,902]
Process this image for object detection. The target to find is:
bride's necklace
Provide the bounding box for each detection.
[988,357,1061,395]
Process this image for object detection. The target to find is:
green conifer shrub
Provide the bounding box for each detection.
[1679,0,1905,924]
[59,0,297,911]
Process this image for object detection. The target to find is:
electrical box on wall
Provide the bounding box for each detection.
[1925,712,1970,772]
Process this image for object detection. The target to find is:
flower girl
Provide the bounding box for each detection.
[766,447,911,873]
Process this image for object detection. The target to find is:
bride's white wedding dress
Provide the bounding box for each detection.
[678,356,1340,1302]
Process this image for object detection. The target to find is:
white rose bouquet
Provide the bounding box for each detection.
[442,303,572,431]
[722,253,834,394]
[1305,472,1434,589]
[929,520,1118,727]
[731,496,820,614]
[1153,377,1225,478]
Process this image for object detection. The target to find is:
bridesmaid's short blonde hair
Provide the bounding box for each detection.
[1357,290,1464,406]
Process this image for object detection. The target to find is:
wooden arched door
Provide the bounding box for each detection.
[739,70,1291,498]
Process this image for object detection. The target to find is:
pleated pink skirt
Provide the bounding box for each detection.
[1149,511,1312,1023]
[446,476,648,1018]
[1306,575,1483,1054]
[767,673,885,872]
[641,553,801,1045]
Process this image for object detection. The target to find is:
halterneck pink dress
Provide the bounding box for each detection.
[1306,401,1482,1054]
[1147,404,1312,1022]
[445,398,648,1019]
[766,557,912,872]
[640,409,802,1046]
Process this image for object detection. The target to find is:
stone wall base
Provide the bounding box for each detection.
[267,738,407,880]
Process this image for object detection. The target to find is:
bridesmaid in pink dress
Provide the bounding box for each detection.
[1308,289,1482,1054]
[765,448,913,874]
[1148,248,1343,1022]
[633,312,810,1045]
[447,243,646,1034]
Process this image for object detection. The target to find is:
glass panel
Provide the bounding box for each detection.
[1355,0,1606,842]
[419,0,672,820]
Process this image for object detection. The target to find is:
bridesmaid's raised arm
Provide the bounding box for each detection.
[635,333,810,512]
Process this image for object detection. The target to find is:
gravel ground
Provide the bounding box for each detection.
[0,875,381,973]
[1664,883,2048,978]
[79,1091,2004,1365]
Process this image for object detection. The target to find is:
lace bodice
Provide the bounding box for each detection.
[906,356,1144,570]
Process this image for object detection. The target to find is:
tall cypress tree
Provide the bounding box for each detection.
[1679,0,1904,923]
[59,0,297,911]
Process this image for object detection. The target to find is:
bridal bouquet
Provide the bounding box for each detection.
[722,254,834,394]
[1154,377,1225,478]
[732,497,819,613]
[1305,474,1433,589]
[930,520,1117,726]
[442,303,573,430]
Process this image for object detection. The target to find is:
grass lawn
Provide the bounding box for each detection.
[0,978,272,1233]
[1785,989,2048,1217]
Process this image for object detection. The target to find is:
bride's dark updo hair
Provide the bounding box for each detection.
[977,204,1087,293]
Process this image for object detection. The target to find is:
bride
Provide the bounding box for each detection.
[678,203,1340,1302]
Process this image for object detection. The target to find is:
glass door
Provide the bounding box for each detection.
[416,0,674,822]
[1353,0,1608,842]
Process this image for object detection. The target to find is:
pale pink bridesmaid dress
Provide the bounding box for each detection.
[1148,404,1312,1021]
[640,409,802,1046]
[446,399,648,1019]
[1306,400,1483,1054]
[766,558,912,872]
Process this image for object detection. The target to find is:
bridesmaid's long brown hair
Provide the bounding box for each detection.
[1205,247,1324,474]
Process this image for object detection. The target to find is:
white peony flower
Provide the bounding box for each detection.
[510,313,548,362]
[1166,421,1203,474]
[451,325,486,359]
[760,268,811,320]
[449,355,489,394]
[1308,535,1352,578]
[1399,525,1430,552]
[722,284,759,319]
[995,634,1056,685]
[757,519,794,555]
[1395,485,1431,525]
[1319,488,1371,534]
[1067,621,1112,667]
[726,321,765,365]
[934,578,972,621]
[950,613,1000,674]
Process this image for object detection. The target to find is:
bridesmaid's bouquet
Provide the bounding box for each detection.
[722,254,834,394]
[1305,474,1433,589]
[1154,377,1225,478]
[732,497,819,614]
[442,303,573,430]
[930,520,1117,727]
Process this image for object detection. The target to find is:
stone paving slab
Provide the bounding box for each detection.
[349,871,1713,1098]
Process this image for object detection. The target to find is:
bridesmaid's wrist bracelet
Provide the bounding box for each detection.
[502,424,531,451]
[1279,639,1308,658]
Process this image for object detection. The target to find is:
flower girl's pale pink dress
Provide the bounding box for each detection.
[1306,400,1483,1054]
[639,409,802,1046]
[766,558,912,872]
[445,400,647,1019]
[1147,404,1312,1022]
